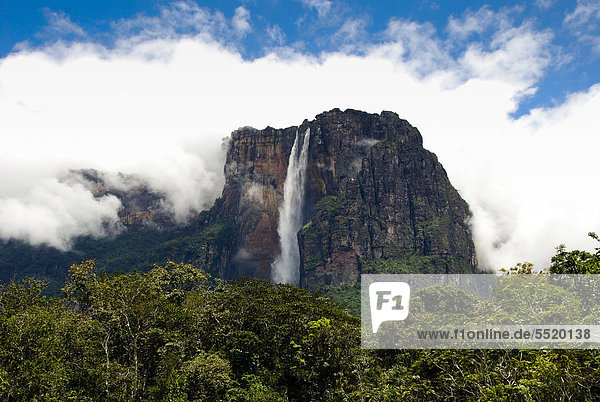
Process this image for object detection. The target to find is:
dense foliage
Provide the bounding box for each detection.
[0,249,600,400]
[0,261,362,400]
[0,236,599,400]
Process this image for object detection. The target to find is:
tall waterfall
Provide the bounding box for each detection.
[271,128,311,285]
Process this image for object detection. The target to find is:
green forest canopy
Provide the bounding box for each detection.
[0,233,599,400]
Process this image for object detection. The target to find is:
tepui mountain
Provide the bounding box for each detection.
[0,109,478,291]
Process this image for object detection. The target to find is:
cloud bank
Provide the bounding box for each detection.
[1,3,599,269]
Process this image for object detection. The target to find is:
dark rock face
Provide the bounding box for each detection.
[215,126,298,278]
[216,109,477,285]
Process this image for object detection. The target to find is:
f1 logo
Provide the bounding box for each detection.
[369,282,410,333]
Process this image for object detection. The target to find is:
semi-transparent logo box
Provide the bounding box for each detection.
[361,274,600,349]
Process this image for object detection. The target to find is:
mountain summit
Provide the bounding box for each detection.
[214,108,477,285]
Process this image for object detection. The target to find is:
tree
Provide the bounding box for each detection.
[550,232,600,274]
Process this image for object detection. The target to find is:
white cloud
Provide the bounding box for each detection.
[383,19,454,75]
[331,18,369,48]
[446,6,530,44]
[42,9,87,38]
[535,0,557,9]
[266,24,286,45]
[460,24,553,89]
[565,0,600,52]
[299,0,332,18]
[1,4,599,271]
[232,6,252,36]
[0,179,121,250]
[565,0,600,27]
[109,1,240,48]
[446,7,554,89]
[447,6,504,41]
[462,83,600,269]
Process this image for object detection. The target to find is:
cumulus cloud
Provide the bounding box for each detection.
[0,38,230,246]
[0,4,599,271]
[0,179,121,250]
[460,24,553,89]
[459,83,600,269]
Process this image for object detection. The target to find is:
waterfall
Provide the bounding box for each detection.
[271,128,311,285]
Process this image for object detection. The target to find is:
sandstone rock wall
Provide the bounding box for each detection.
[216,109,477,285]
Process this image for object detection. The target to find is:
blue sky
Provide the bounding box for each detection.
[2,0,599,116]
[0,0,600,270]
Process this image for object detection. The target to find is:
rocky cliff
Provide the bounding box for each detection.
[214,109,477,285]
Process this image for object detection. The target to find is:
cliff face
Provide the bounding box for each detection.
[216,126,298,277]
[216,109,477,285]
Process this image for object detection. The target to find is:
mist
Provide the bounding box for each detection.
[1,4,599,269]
